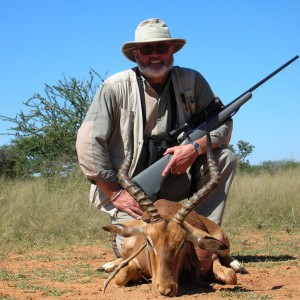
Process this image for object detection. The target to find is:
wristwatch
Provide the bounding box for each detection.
[192,141,202,155]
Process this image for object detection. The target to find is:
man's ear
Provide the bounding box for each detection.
[132,49,138,61]
[102,220,146,237]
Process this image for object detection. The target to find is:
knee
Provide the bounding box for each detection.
[219,147,236,172]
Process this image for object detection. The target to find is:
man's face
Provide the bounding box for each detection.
[133,42,174,80]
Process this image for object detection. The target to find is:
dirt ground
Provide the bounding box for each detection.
[0,232,299,300]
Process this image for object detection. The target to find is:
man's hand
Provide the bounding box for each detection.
[111,190,144,219]
[95,180,144,219]
[162,144,198,177]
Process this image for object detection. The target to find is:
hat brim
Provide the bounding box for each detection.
[122,38,186,62]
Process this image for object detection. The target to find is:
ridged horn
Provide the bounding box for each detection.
[117,132,162,223]
[173,125,221,225]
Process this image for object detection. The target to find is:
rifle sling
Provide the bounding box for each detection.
[133,67,147,130]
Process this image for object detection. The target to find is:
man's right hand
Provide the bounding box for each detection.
[111,190,144,219]
[95,180,144,219]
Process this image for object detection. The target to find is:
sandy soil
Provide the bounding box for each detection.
[0,232,299,300]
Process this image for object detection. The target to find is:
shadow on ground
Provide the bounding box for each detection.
[234,254,296,263]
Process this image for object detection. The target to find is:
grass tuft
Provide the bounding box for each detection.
[223,167,300,232]
[0,169,110,254]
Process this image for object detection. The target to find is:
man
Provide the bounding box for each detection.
[76,18,236,257]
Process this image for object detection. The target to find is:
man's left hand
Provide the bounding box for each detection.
[162,144,198,177]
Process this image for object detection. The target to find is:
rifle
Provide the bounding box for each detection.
[133,55,299,199]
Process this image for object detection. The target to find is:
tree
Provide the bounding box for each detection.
[0,145,25,178]
[0,69,104,177]
[236,140,255,164]
[231,140,255,171]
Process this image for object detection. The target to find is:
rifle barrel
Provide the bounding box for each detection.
[226,55,299,107]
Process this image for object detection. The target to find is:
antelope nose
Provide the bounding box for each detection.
[157,283,178,297]
[159,286,172,296]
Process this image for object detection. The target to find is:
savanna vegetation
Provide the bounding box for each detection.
[0,71,299,299]
[1,166,299,300]
[0,165,299,256]
[0,69,299,253]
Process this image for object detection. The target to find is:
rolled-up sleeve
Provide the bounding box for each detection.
[210,119,233,147]
[76,84,119,182]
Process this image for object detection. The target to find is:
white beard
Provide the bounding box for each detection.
[137,57,174,80]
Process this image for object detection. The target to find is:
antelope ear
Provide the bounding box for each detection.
[184,222,228,254]
[102,220,146,237]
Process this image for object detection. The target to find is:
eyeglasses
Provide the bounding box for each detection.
[136,44,172,55]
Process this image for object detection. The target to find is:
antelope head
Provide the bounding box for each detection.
[103,126,226,297]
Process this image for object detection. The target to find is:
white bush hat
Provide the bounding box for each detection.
[122,18,186,62]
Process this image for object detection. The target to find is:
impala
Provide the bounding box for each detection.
[101,127,245,297]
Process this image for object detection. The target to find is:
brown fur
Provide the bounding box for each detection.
[102,199,237,297]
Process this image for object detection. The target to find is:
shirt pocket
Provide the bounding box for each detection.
[183,90,196,115]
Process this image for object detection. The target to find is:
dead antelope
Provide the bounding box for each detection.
[101,127,245,297]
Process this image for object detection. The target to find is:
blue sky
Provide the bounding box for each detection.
[1,0,299,164]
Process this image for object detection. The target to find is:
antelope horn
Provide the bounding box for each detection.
[173,125,221,225]
[117,132,162,223]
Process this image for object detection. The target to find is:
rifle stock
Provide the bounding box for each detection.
[133,92,252,199]
[132,55,299,199]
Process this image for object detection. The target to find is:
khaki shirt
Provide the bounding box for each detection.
[76,66,232,213]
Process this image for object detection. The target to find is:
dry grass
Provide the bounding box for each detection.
[223,167,300,232]
[0,166,299,255]
[0,167,299,300]
[0,170,110,254]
